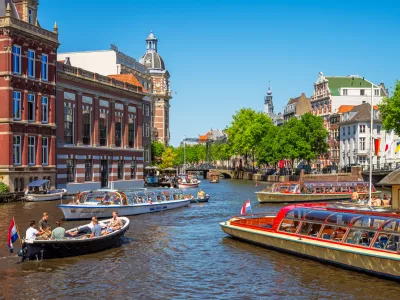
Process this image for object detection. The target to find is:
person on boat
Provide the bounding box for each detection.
[37,212,51,240]
[189,193,194,200]
[383,193,388,200]
[90,219,102,238]
[106,212,123,233]
[25,220,47,240]
[371,196,382,206]
[69,217,105,236]
[184,194,189,199]
[102,192,111,205]
[51,221,65,240]
[351,190,359,202]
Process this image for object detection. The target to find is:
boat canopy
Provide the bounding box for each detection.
[28,179,50,187]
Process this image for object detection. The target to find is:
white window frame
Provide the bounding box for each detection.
[374,89,379,96]
[146,123,150,137]
[41,54,48,81]
[41,96,48,123]
[42,137,48,166]
[28,94,35,122]
[28,9,33,24]
[13,135,21,166]
[28,136,36,166]
[13,91,21,120]
[360,137,366,151]
[64,106,74,144]
[142,122,144,137]
[343,89,348,96]
[28,49,35,78]
[145,104,150,116]
[145,147,150,162]
[12,45,21,75]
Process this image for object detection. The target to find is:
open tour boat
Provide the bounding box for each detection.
[58,189,190,220]
[25,179,67,202]
[21,217,130,261]
[256,181,380,203]
[221,203,400,280]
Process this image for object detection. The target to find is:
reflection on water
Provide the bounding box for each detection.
[0,180,398,299]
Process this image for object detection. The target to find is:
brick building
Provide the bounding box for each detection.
[0,0,59,191]
[56,61,149,193]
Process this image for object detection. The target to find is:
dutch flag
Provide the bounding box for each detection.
[7,218,19,253]
[240,200,252,215]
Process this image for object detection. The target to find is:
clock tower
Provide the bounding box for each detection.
[140,32,172,146]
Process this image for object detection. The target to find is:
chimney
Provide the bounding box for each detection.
[65,57,71,66]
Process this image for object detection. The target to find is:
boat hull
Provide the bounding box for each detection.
[220,222,400,280]
[25,190,67,202]
[58,199,191,220]
[256,191,381,203]
[178,182,200,189]
[190,196,210,203]
[22,219,129,260]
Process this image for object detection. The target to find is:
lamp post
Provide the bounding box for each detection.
[368,84,374,206]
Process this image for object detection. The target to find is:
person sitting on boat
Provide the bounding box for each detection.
[197,189,205,199]
[351,190,359,202]
[51,220,65,240]
[371,196,382,206]
[37,212,51,240]
[69,217,105,236]
[90,219,102,238]
[383,193,388,200]
[25,220,47,240]
[185,194,189,199]
[106,212,123,233]
[189,194,194,200]
[102,192,111,205]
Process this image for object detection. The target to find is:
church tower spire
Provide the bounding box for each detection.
[264,81,274,116]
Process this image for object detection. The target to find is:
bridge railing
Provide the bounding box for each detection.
[361,163,400,172]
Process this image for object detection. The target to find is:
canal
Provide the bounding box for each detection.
[0,180,398,299]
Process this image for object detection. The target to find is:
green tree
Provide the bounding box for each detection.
[299,113,329,162]
[159,147,177,169]
[151,141,165,165]
[379,80,400,135]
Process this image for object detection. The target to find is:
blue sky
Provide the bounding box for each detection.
[39,0,400,146]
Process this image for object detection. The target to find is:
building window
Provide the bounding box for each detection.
[42,137,48,165]
[142,104,145,115]
[41,97,48,123]
[359,125,365,133]
[117,160,124,180]
[99,114,107,146]
[374,89,379,96]
[343,89,348,96]
[28,49,35,78]
[64,107,74,144]
[145,104,150,116]
[28,94,35,122]
[360,89,365,96]
[359,156,366,165]
[348,127,350,135]
[145,146,150,162]
[85,159,92,181]
[360,137,366,151]
[13,135,21,165]
[377,125,381,134]
[28,136,35,165]
[115,116,122,147]
[12,45,21,74]
[13,91,21,120]
[142,122,144,137]
[28,9,33,24]
[342,127,345,136]
[146,123,150,137]
[66,159,75,182]
[41,54,48,81]
[82,110,91,145]
[131,160,136,179]
[128,120,135,148]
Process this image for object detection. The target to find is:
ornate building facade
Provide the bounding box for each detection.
[0,0,59,191]
[140,32,172,146]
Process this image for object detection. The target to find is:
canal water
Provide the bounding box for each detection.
[0,180,398,299]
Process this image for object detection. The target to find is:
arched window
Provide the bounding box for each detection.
[14,178,19,192]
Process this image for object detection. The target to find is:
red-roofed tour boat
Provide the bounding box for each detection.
[220,203,400,280]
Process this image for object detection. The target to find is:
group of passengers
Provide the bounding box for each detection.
[351,190,391,206]
[25,211,123,241]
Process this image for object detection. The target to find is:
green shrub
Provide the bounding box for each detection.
[0,182,10,193]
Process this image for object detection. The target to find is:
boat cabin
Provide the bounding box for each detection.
[230,204,400,254]
[27,179,52,194]
[76,190,129,205]
[265,181,376,194]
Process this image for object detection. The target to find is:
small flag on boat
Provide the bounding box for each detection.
[240,200,252,215]
[7,218,19,253]
[396,141,400,154]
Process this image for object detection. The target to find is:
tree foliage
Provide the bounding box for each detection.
[379,80,400,135]
[159,147,176,169]
[151,141,165,165]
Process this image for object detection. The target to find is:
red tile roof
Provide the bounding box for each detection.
[337,105,354,113]
[108,74,146,92]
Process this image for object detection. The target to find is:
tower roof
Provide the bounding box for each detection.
[140,31,166,71]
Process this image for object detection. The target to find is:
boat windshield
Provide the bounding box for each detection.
[285,208,311,219]
[288,184,299,192]
[303,211,334,222]
[326,213,358,226]
[352,216,391,229]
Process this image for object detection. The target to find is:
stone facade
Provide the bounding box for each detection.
[56,62,149,193]
[283,93,311,122]
[0,0,59,191]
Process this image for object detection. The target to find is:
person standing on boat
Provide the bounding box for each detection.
[37,212,51,240]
